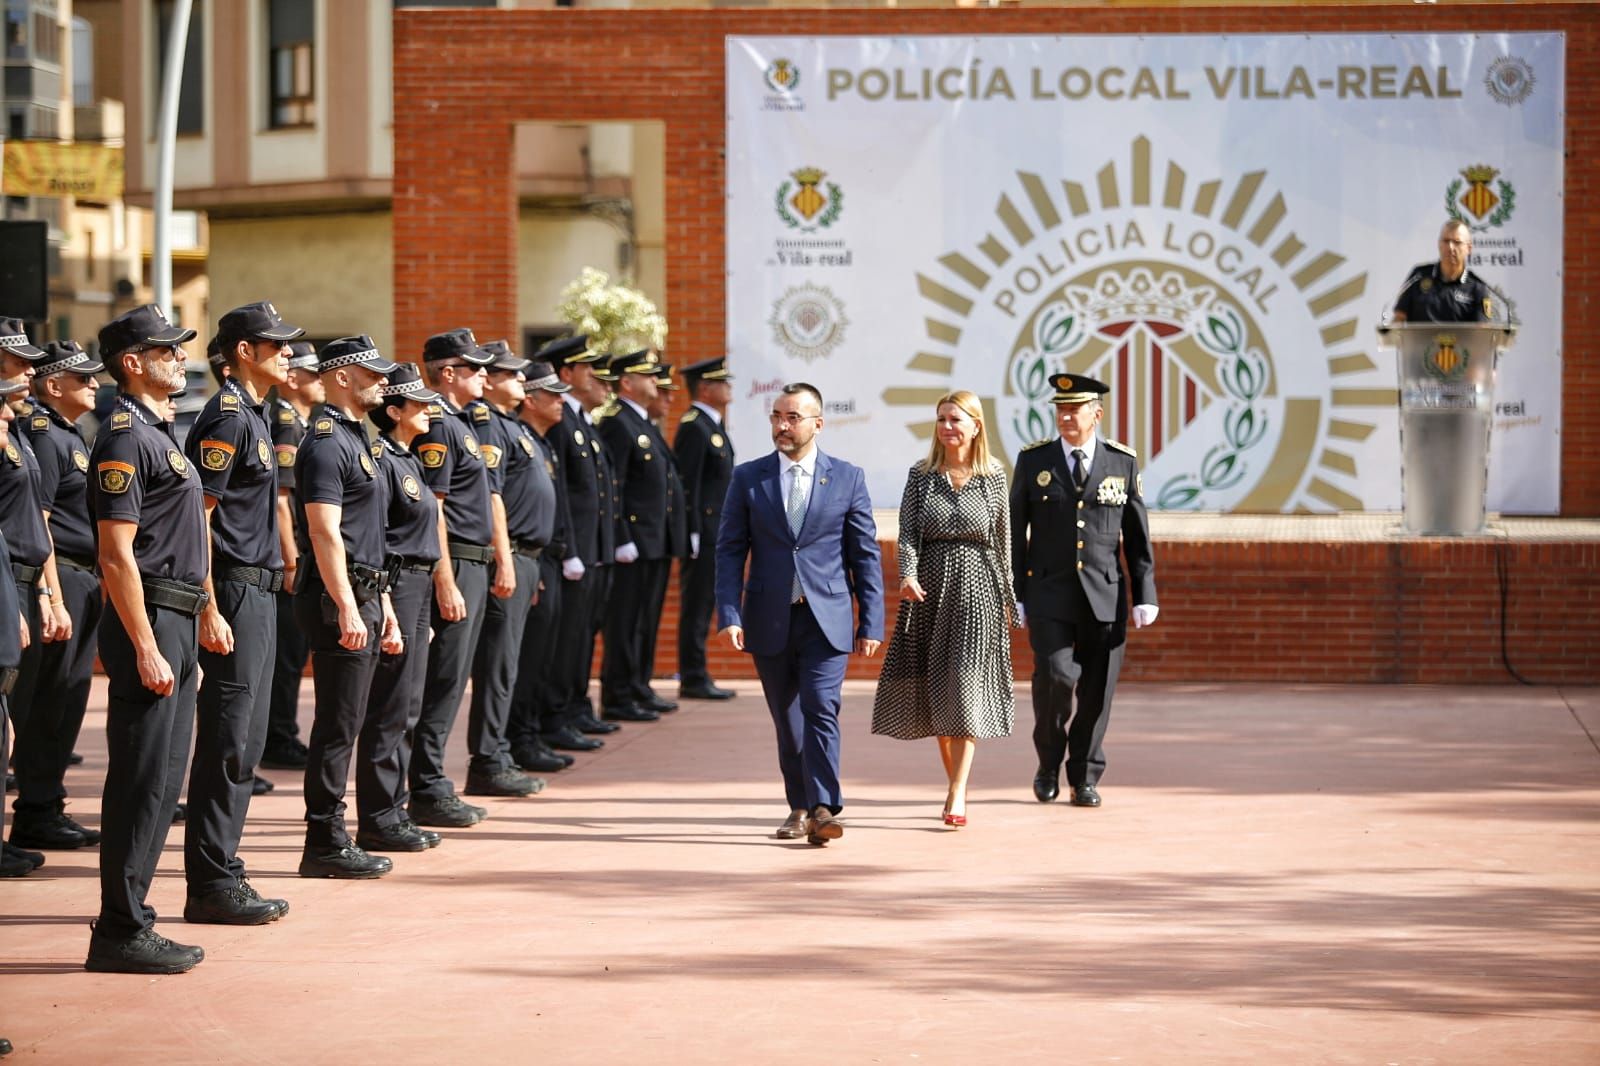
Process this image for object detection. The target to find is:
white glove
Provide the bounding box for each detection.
[690,532,700,559]
[615,542,640,564]
[562,556,585,581]
[1132,604,1159,628]
[1014,603,1026,628]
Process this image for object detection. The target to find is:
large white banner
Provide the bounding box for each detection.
[726,34,1564,513]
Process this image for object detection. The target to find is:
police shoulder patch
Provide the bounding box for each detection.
[276,444,297,468]
[199,439,236,471]
[472,403,492,425]
[108,411,133,431]
[277,408,296,424]
[679,408,700,424]
[481,444,502,469]
[417,442,448,469]
[97,460,135,494]
[1104,438,1138,458]
[1021,437,1054,452]
[314,418,334,436]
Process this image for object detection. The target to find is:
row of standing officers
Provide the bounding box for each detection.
[0,306,736,975]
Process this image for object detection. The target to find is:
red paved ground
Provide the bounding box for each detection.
[5,680,1599,1064]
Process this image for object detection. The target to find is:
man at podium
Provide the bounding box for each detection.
[1391,219,1499,323]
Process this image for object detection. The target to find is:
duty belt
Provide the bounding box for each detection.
[388,555,437,575]
[142,576,209,616]
[513,541,544,560]
[57,553,96,572]
[347,561,390,605]
[216,565,285,593]
[11,561,42,587]
[449,541,494,565]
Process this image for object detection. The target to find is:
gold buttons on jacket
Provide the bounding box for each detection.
[1077,561,1084,570]
[1077,519,1085,528]
[1077,540,1085,549]
[1077,500,1085,509]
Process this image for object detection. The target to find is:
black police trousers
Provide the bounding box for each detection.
[11,562,100,817]
[677,550,718,690]
[467,552,538,777]
[295,576,381,848]
[601,556,669,708]
[97,600,200,938]
[266,586,309,749]
[357,567,433,833]
[186,577,277,895]
[510,553,562,748]
[551,563,601,729]
[1027,606,1126,791]
[409,557,489,802]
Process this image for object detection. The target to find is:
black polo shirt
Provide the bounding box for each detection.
[413,398,494,547]
[1393,262,1497,323]
[1,419,53,571]
[185,378,281,570]
[23,402,94,563]
[86,396,207,586]
[531,428,571,560]
[293,407,387,574]
[377,434,439,564]
[269,394,311,491]
[492,407,555,548]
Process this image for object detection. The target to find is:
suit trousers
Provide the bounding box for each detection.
[677,551,717,688]
[510,553,562,747]
[549,563,596,727]
[410,557,489,801]
[11,562,100,816]
[751,603,849,814]
[467,552,538,776]
[356,568,433,832]
[1027,611,1124,789]
[96,601,200,938]
[266,587,309,748]
[186,579,278,894]
[601,557,668,707]
[296,581,382,848]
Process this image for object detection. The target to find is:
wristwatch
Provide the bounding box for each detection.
[36,585,54,599]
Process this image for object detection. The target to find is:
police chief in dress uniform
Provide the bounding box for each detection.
[673,357,736,700]
[538,335,618,751]
[261,341,324,771]
[597,350,680,721]
[408,329,505,828]
[179,302,303,924]
[460,340,546,798]
[10,341,105,853]
[84,305,211,974]
[1010,373,1158,810]
[1391,218,1501,324]
[292,336,402,879]
[508,360,576,773]
[355,363,444,854]
[1,319,74,860]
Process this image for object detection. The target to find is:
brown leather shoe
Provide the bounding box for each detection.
[807,806,843,845]
[775,809,810,839]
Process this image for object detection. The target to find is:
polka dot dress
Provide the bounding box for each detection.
[872,463,1016,740]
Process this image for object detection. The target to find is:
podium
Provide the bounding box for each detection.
[1376,321,1516,535]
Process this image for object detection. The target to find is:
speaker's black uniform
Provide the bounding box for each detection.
[672,404,735,692]
[1392,262,1498,323]
[183,377,283,896]
[89,396,207,940]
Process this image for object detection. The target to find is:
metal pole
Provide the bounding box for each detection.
[152,0,193,316]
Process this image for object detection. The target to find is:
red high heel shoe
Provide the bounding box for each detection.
[943,810,966,828]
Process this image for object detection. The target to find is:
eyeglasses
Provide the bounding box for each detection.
[439,362,486,375]
[768,412,818,428]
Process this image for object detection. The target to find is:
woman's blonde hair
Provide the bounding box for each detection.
[920,389,1000,474]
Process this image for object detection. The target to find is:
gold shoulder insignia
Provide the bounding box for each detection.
[471,404,492,425]
[31,415,49,431]
[679,408,700,424]
[314,418,334,437]
[108,411,133,430]
[219,393,241,411]
[1021,438,1054,452]
[277,408,296,424]
[1104,438,1138,458]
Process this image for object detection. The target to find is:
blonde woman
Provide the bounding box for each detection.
[871,390,1016,826]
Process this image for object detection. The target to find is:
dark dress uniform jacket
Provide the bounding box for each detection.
[1010,437,1156,627]
[544,403,608,566]
[673,406,733,544]
[597,399,675,560]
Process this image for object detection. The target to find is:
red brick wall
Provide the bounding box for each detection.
[395,5,1600,685]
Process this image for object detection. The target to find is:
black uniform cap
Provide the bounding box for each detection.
[34,339,106,378]
[1049,373,1110,405]
[422,328,494,366]
[98,304,197,358]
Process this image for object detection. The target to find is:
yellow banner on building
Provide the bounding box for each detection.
[1,141,124,199]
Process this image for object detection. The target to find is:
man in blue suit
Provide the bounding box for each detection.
[716,383,883,845]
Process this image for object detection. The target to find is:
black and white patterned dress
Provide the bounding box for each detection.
[871,463,1016,740]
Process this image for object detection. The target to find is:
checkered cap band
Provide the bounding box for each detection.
[319,347,382,372]
[34,352,93,378]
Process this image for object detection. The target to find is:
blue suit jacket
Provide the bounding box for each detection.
[715,450,884,658]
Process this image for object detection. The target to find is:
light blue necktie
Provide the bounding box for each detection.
[787,465,806,601]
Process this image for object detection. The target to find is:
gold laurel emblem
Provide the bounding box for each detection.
[168,449,189,477]
[1036,469,1052,487]
[418,443,447,469]
[98,460,134,494]
[109,411,132,428]
[637,433,650,449]
[276,445,296,468]
[462,433,480,458]
[3,444,19,466]
[31,416,48,431]
[258,439,271,466]
[518,436,535,456]
[73,450,89,472]
[790,167,827,221]
[402,474,421,500]
[711,433,725,448]
[575,430,585,446]
[358,451,374,477]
